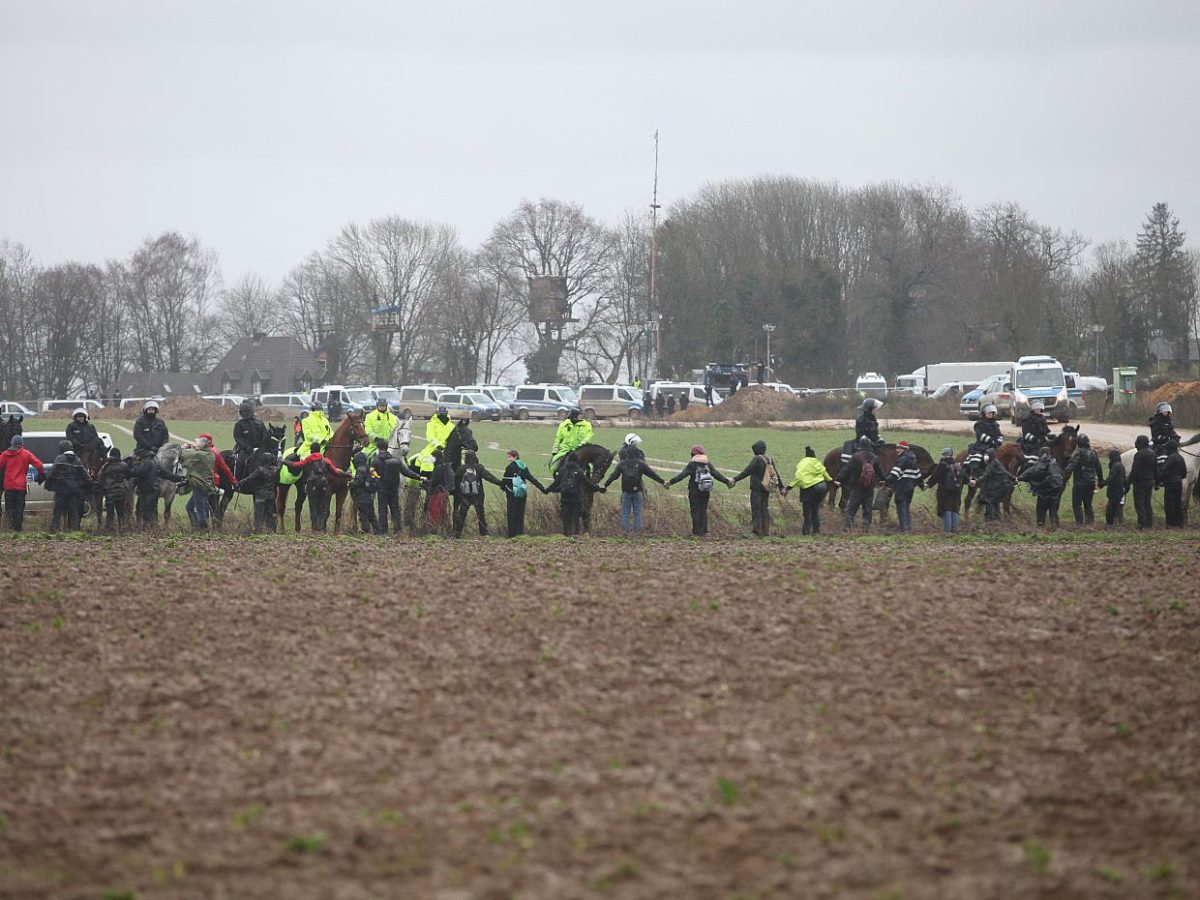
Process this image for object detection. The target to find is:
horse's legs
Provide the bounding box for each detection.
[275,486,288,533]
[826,484,839,508]
[962,485,976,521]
[295,490,306,532]
[332,488,345,534]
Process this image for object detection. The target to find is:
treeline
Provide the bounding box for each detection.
[1,181,1196,400]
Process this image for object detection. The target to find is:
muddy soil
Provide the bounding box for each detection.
[1,536,1196,899]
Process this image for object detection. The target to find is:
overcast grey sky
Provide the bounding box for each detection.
[3,0,1197,284]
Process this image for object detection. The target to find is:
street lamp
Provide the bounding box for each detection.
[762,323,776,380]
[1090,323,1105,376]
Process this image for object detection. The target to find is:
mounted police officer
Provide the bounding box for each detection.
[232,400,268,478]
[1149,401,1181,467]
[426,405,454,455]
[1017,400,1051,458]
[966,403,1004,471]
[855,398,884,449]
[133,400,169,454]
[65,408,103,459]
[550,408,594,472]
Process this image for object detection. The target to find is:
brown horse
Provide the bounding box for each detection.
[823,443,936,516]
[956,443,1024,520]
[276,413,369,533]
[78,442,108,522]
[574,443,615,532]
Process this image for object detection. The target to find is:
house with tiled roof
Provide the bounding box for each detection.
[211,333,325,396]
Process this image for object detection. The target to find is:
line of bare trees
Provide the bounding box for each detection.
[2,186,1196,402]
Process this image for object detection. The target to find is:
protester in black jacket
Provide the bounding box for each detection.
[1020,448,1064,530]
[925,447,964,532]
[1126,435,1157,529]
[1159,441,1187,527]
[46,440,91,531]
[973,449,1016,522]
[1104,448,1126,527]
[546,451,604,536]
[731,440,779,536]
[885,441,923,533]
[97,446,131,531]
[668,444,733,537]
[452,449,504,537]
[604,451,667,536]
[1062,434,1104,526]
[501,450,546,538]
[235,448,281,533]
[836,437,885,531]
[372,439,423,534]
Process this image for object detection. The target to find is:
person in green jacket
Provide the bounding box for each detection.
[179,436,220,530]
[784,446,833,535]
[425,406,455,454]
[299,406,334,457]
[363,399,399,463]
[550,408,594,472]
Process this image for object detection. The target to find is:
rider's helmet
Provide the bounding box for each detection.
[857,436,874,451]
[568,407,582,421]
[940,447,954,459]
[1077,434,1090,448]
[107,446,121,460]
[624,433,641,446]
[436,405,448,416]
[375,398,387,410]
[862,398,883,412]
[1157,401,1173,416]
[1031,400,1045,414]
[143,400,159,414]
[238,401,254,418]
[983,403,997,417]
[72,407,88,420]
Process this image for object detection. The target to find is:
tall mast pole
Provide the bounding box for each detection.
[649,129,661,379]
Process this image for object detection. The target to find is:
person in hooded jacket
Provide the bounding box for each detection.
[1159,440,1187,527]
[232,401,269,478]
[1062,433,1104,525]
[349,451,383,534]
[0,434,44,531]
[669,444,734,537]
[925,447,965,533]
[66,408,103,459]
[283,441,344,532]
[97,446,132,531]
[730,440,776,536]
[372,438,423,534]
[1126,434,1157,529]
[603,446,668,536]
[1104,448,1126,526]
[855,399,884,448]
[47,439,90,531]
[452,449,505,537]
[837,437,886,531]
[235,448,281,532]
[133,400,169,453]
[783,446,832,535]
[545,450,604,536]
[423,448,455,532]
[1019,446,1064,530]
[886,440,923,533]
[501,449,546,538]
[972,447,1016,523]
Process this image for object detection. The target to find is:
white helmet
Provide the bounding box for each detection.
[624,433,641,446]
[72,407,88,419]
[983,403,997,416]
[863,398,883,411]
[1031,400,1045,413]
[1157,401,1173,416]
[143,400,159,413]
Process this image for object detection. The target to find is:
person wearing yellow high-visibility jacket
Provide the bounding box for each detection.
[425,405,455,454]
[363,399,399,464]
[783,445,834,535]
[550,408,593,472]
[299,406,334,457]
[404,448,436,534]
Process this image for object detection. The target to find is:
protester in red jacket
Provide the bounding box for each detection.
[0,435,46,531]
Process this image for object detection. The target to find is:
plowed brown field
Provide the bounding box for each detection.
[1,535,1196,899]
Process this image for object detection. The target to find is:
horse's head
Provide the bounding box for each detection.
[267,423,286,452]
[577,443,614,483]
[342,411,369,449]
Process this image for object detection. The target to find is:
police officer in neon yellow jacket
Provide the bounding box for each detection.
[364,399,399,462]
[550,408,593,471]
[299,407,334,457]
[425,406,455,454]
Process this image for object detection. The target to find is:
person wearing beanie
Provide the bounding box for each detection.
[1126,434,1158,529]
[784,446,833,536]
[452,448,504,538]
[349,450,383,535]
[97,445,133,531]
[668,443,734,536]
[730,440,776,536]
[46,438,90,531]
[885,440,923,533]
[0,433,45,531]
[1159,439,1187,527]
[1104,448,1126,527]
[924,447,965,534]
[1063,433,1104,526]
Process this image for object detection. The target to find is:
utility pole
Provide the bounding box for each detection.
[762,323,776,380]
[1090,323,1105,376]
[649,130,661,380]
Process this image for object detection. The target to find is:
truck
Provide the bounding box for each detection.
[904,361,1016,396]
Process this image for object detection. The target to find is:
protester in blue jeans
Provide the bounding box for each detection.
[603,450,668,535]
[885,440,923,533]
[178,438,219,531]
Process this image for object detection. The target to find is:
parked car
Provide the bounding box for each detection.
[511,384,578,420]
[0,401,38,418]
[855,373,888,399]
[959,374,1006,419]
[42,398,106,414]
[259,393,310,413]
[364,385,403,407]
[202,394,248,408]
[308,385,380,413]
[119,396,166,410]
[436,391,503,421]
[455,385,517,418]
[577,384,644,420]
[18,430,114,513]
[975,374,1017,420]
[396,385,452,419]
[930,380,978,400]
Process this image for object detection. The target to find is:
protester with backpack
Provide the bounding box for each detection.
[603,448,668,536]
[284,441,343,532]
[452,449,504,537]
[349,451,384,534]
[502,450,546,538]
[546,451,604,536]
[730,440,777,537]
[46,439,91,531]
[1019,447,1064,530]
[972,447,1016,522]
[424,448,456,533]
[372,438,424,534]
[1062,434,1104,526]
[925,447,965,533]
[836,437,885,531]
[1104,448,1126,527]
[885,440,923,533]
[97,446,132,531]
[235,448,281,533]
[784,446,832,536]
[668,444,734,537]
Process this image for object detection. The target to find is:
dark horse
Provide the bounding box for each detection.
[446,421,476,470]
[957,425,1077,519]
[220,423,287,517]
[823,443,936,518]
[571,443,615,532]
[275,413,369,532]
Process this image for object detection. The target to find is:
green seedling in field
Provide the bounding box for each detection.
[1022,838,1050,874]
[50,615,65,631]
[284,831,326,853]
[1115,723,1134,738]
[1146,861,1175,881]
[232,803,265,829]
[1169,599,1187,612]
[1107,605,1120,616]
[1098,865,1123,885]
[818,823,846,844]
[716,777,740,805]
[0,812,9,831]
[589,859,639,891]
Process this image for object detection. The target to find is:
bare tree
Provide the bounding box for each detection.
[435,252,527,385]
[278,251,360,383]
[216,274,283,348]
[0,241,39,398]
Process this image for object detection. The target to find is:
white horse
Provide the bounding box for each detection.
[1119,433,1200,518]
[155,443,185,525]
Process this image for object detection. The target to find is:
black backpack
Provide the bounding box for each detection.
[693,463,714,492]
[460,465,481,497]
[942,462,963,492]
[560,464,582,498]
[307,458,330,494]
[619,457,644,492]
